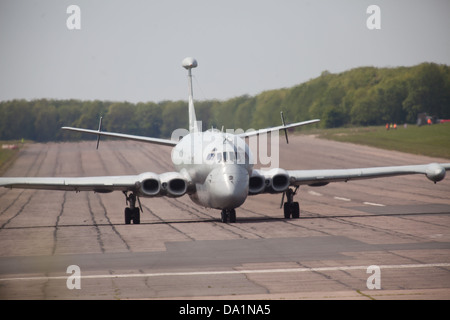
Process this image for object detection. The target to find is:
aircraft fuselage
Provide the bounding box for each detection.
[172,130,254,210]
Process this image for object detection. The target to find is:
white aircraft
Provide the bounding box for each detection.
[1,57,450,223]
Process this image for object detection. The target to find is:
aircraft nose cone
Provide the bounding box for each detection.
[209,165,249,209]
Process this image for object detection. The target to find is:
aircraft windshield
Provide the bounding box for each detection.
[206,150,247,164]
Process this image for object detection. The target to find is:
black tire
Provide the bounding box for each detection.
[132,207,140,224]
[292,202,300,219]
[125,208,132,224]
[229,209,236,223]
[283,203,291,219]
[221,210,228,223]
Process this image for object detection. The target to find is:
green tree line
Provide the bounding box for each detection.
[1,62,449,142]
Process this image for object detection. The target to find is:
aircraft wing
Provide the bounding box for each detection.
[238,119,320,138]
[252,163,450,194]
[62,126,178,147]
[287,163,450,186]
[0,176,138,192]
[0,172,191,197]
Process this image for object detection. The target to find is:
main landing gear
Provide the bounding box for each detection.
[282,187,300,219]
[123,191,141,224]
[221,209,236,223]
[220,187,301,223]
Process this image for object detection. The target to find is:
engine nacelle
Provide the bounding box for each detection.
[137,172,187,197]
[249,168,290,194]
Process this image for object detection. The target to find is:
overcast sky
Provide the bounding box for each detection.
[1,0,449,103]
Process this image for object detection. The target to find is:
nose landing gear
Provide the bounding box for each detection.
[221,209,236,223]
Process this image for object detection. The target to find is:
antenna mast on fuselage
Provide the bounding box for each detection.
[182,57,199,133]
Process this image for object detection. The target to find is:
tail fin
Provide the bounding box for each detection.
[182,57,200,133]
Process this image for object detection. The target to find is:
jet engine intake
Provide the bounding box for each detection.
[268,168,290,193]
[249,172,265,195]
[160,172,188,197]
[138,172,161,196]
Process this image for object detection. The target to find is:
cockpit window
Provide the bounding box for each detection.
[206,147,249,164]
[216,151,237,163]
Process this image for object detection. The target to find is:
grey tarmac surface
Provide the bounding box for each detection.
[0,135,449,300]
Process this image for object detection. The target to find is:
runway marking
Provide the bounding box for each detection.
[363,202,385,207]
[1,263,449,282]
[308,191,323,197]
[334,197,351,202]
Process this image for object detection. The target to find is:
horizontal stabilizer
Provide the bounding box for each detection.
[238,119,320,138]
[62,127,177,147]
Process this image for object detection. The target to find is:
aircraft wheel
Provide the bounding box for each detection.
[125,208,132,224]
[221,210,229,223]
[132,207,140,224]
[292,202,300,219]
[229,209,236,223]
[284,202,300,219]
[283,203,291,219]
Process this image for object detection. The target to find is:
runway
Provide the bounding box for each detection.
[0,135,449,300]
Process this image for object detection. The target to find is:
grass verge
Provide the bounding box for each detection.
[0,140,27,176]
[304,123,450,160]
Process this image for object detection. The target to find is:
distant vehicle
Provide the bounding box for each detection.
[417,112,450,126]
[1,144,18,150]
